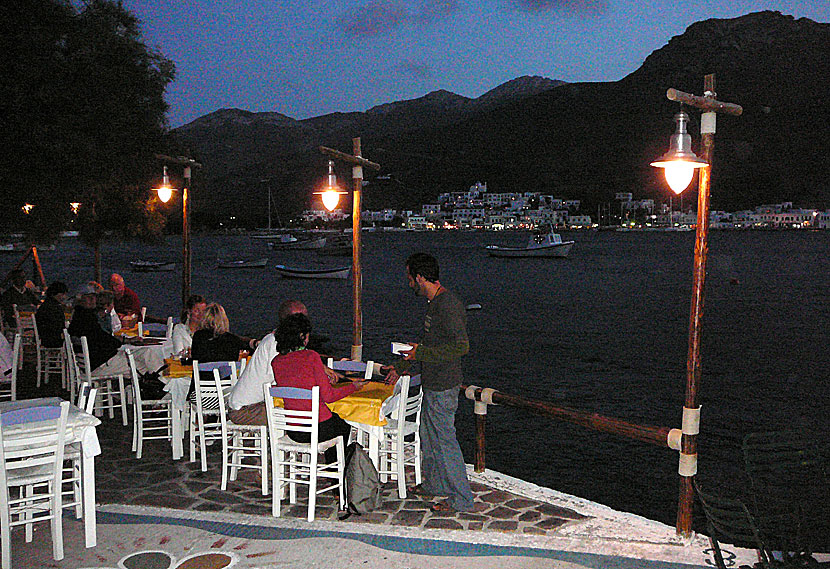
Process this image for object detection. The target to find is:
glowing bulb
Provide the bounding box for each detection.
[664,162,695,194]
[322,189,340,211]
[70,202,81,214]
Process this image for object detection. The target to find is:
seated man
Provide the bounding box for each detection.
[109,273,141,328]
[35,281,69,348]
[1,269,40,327]
[67,285,162,378]
[228,300,340,426]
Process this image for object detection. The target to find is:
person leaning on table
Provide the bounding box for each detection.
[171,294,207,355]
[227,299,342,426]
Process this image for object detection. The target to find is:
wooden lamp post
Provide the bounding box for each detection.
[652,74,742,537]
[319,138,380,361]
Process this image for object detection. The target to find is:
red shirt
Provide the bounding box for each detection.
[270,349,357,422]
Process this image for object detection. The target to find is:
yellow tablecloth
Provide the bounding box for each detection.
[272,383,394,428]
[164,358,193,378]
[115,325,146,338]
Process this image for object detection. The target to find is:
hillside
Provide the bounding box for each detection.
[171,11,830,226]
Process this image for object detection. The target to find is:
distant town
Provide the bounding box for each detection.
[301,182,830,231]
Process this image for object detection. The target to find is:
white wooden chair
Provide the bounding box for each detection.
[0,335,20,402]
[263,385,345,522]
[189,361,237,471]
[126,349,172,459]
[327,358,375,380]
[62,382,97,519]
[12,305,35,370]
[214,371,268,495]
[376,374,423,498]
[32,316,64,387]
[0,401,70,567]
[78,336,129,425]
[62,330,78,404]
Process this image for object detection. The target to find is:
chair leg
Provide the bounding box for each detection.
[51,481,64,561]
[260,430,269,496]
[337,442,346,509]
[198,414,208,472]
[36,349,43,387]
[189,410,196,463]
[1,507,10,569]
[221,434,230,491]
[118,375,128,426]
[396,438,406,499]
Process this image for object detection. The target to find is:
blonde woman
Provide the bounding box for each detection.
[191,303,256,363]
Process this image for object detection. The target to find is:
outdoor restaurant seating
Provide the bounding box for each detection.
[214,371,268,495]
[126,350,172,459]
[77,336,129,425]
[264,385,346,522]
[0,401,70,568]
[374,374,423,499]
[189,360,238,471]
[63,383,97,520]
[12,305,35,370]
[0,335,20,402]
[32,315,65,388]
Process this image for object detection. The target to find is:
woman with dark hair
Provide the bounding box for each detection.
[172,294,207,355]
[271,313,366,463]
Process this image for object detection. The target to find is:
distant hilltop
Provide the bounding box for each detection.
[171,11,830,228]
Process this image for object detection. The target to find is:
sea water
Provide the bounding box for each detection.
[17,229,830,527]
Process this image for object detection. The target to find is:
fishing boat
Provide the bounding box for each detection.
[274,264,350,279]
[217,258,268,269]
[485,228,574,258]
[316,234,353,256]
[130,260,175,272]
[268,234,326,250]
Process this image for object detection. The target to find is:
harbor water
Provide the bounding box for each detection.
[14,229,830,528]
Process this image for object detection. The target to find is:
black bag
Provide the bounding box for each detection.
[138,368,167,401]
[338,442,382,520]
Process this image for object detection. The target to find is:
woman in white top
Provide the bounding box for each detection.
[171,294,207,354]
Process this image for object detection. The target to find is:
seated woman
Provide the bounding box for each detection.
[271,313,366,464]
[172,294,207,355]
[190,303,257,404]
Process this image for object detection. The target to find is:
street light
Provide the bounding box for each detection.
[652,75,741,538]
[21,203,34,214]
[154,155,202,308]
[319,139,380,361]
[70,202,81,215]
[315,161,346,212]
[650,110,708,194]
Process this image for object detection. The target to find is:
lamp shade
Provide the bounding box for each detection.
[154,165,175,203]
[322,189,340,211]
[651,110,707,194]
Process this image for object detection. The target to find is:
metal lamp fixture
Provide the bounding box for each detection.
[155,165,175,203]
[651,110,708,194]
[318,160,346,212]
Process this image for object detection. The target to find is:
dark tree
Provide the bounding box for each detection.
[0,0,175,280]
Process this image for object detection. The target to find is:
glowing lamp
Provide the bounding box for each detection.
[21,203,34,214]
[651,110,707,194]
[316,160,345,212]
[70,202,81,214]
[154,166,175,203]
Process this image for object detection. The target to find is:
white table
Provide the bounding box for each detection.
[0,397,101,548]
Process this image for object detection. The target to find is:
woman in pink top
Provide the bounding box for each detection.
[271,313,367,463]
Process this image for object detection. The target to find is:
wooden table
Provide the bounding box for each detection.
[0,397,101,548]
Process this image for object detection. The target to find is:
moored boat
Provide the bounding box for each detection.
[274,264,350,279]
[217,258,268,269]
[485,229,574,258]
[130,260,175,272]
[316,234,353,256]
[268,234,327,250]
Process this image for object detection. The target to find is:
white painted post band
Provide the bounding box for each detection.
[678,452,697,476]
[353,165,363,179]
[480,388,497,405]
[681,406,701,435]
[464,385,480,401]
[474,401,488,415]
[667,428,682,451]
[701,112,716,134]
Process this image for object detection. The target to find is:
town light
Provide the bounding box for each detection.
[154,166,175,203]
[651,110,708,194]
[70,202,81,214]
[21,203,34,214]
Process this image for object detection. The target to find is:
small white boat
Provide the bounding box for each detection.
[275,264,350,279]
[485,229,574,258]
[130,260,175,272]
[316,235,353,256]
[217,258,268,269]
[268,234,326,250]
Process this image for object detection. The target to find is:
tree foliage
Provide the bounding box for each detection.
[0,0,175,243]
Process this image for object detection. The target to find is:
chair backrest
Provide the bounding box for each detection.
[0,401,70,491]
[263,384,320,445]
[14,305,36,340]
[694,481,777,568]
[326,358,375,380]
[140,307,147,321]
[77,336,93,382]
[0,335,21,401]
[166,316,174,339]
[395,374,423,428]
[141,322,169,338]
[192,360,237,414]
[30,312,42,347]
[76,382,97,414]
[214,369,233,427]
[62,330,79,385]
[193,360,238,384]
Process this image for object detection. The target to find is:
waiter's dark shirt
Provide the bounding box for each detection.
[35,296,66,348]
[68,305,121,370]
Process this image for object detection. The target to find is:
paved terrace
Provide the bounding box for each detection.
[9,366,755,569]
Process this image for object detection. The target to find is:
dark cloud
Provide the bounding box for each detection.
[392,59,435,81]
[339,1,408,37]
[510,0,607,14]
[339,0,460,38]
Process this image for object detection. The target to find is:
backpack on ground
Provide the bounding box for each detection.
[339,442,382,519]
